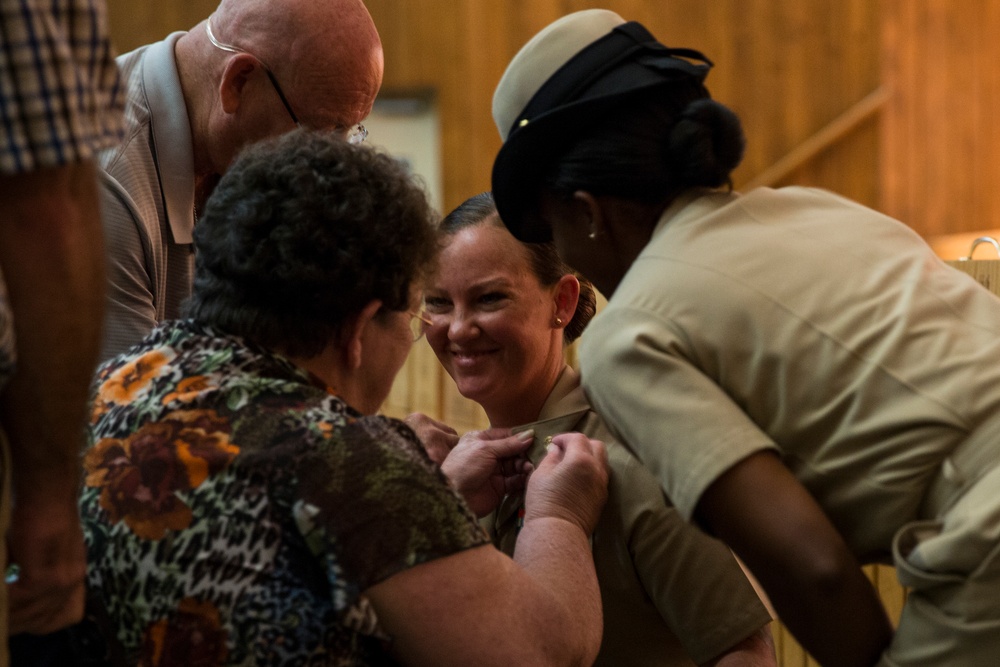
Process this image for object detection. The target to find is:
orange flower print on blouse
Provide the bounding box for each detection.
[84,410,239,540]
[162,375,212,406]
[95,349,175,418]
[139,598,229,667]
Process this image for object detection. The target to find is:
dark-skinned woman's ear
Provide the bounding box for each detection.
[572,190,604,240]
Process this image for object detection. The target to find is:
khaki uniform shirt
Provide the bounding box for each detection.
[581,186,1000,557]
[492,367,771,666]
[580,187,1000,664]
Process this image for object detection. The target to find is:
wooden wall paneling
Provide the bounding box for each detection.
[985,0,1000,234]
[726,0,802,186]
[730,0,882,208]
[773,623,810,667]
[786,114,881,207]
[507,0,565,47]
[881,0,918,229]
[882,0,1000,236]
[434,2,484,213]
[968,0,1000,236]
[940,0,961,231]
[873,564,907,625]
[408,344,445,418]
[365,0,470,424]
[923,0,962,238]
[382,361,413,421]
[368,0,885,230]
[382,342,443,421]
[107,0,216,53]
[459,0,519,206]
[951,0,986,235]
[810,0,879,196]
[778,0,816,162]
[442,379,490,434]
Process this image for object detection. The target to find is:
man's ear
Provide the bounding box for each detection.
[572,190,606,240]
[343,300,383,370]
[218,53,260,114]
[553,274,580,330]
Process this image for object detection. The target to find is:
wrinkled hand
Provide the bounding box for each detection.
[405,413,459,465]
[6,496,87,635]
[524,433,608,535]
[441,428,534,517]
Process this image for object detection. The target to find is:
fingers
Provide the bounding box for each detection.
[405,412,458,436]
[462,429,533,459]
[536,431,602,470]
[465,426,513,441]
[498,451,534,478]
[550,432,607,466]
[501,459,533,495]
[525,432,610,534]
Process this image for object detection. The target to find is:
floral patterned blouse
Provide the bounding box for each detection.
[80,319,487,666]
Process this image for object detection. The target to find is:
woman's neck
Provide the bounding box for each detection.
[482,363,566,429]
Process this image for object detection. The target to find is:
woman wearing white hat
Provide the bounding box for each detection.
[491,9,1000,667]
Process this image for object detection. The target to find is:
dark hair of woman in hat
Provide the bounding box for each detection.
[525,84,747,300]
[490,8,1000,667]
[546,85,745,210]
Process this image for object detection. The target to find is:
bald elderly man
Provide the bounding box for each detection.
[98,0,383,360]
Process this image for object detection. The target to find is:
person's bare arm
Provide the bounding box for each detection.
[366,433,608,667]
[0,161,106,634]
[695,451,892,667]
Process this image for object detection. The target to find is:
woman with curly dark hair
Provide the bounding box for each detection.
[79,130,609,666]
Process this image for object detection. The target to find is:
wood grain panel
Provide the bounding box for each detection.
[366,0,882,212]
[107,0,216,53]
[882,0,1000,235]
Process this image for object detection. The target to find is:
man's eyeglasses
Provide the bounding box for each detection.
[205,16,367,144]
[408,311,432,341]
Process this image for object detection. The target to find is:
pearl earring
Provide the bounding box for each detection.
[588,230,597,240]
[555,317,563,326]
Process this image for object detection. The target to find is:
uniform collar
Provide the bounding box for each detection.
[513,365,590,465]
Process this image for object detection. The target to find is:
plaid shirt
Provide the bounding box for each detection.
[0,0,124,382]
[0,0,124,173]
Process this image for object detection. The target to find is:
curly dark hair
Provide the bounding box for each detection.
[186,130,438,358]
[440,192,597,344]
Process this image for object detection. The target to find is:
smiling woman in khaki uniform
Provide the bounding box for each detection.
[415,192,775,667]
[488,9,1000,667]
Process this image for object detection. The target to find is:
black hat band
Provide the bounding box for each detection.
[508,21,714,139]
